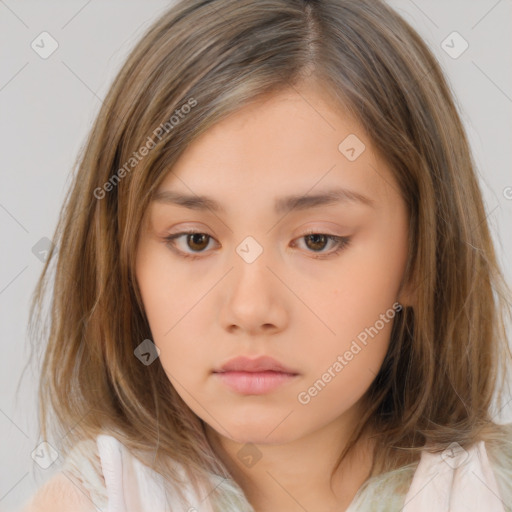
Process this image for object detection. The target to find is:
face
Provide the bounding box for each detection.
[135,82,410,446]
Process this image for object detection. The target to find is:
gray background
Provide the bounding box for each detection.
[0,1,511,510]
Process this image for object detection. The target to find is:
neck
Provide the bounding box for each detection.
[204,408,375,512]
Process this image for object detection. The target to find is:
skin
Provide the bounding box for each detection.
[135,81,412,511]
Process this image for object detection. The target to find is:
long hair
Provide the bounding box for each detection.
[26,0,512,508]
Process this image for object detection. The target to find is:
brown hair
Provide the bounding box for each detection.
[25,0,512,507]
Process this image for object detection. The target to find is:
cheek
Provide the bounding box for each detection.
[136,238,190,327]
[326,225,407,321]
[135,247,207,378]
[157,341,204,395]
[308,262,401,346]
[136,242,178,339]
[294,236,403,395]
[295,320,392,420]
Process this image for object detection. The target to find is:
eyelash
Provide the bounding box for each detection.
[163,229,352,260]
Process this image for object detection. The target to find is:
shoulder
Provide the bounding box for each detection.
[21,436,108,512]
[20,472,98,512]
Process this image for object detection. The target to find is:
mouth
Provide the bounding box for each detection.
[213,370,298,394]
[214,355,299,374]
[212,355,299,395]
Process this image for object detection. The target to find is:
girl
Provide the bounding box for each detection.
[22,0,512,510]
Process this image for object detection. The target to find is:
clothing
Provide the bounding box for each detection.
[60,428,512,511]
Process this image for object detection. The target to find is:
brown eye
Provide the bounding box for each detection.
[304,234,329,252]
[186,233,210,251]
[163,231,216,258]
[164,230,351,261]
[293,232,352,259]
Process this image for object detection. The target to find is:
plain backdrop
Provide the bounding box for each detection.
[0,1,511,510]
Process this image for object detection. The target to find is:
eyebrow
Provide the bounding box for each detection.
[151,187,375,214]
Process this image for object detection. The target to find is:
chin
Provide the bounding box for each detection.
[228,430,291,446]
[222,418,300,446]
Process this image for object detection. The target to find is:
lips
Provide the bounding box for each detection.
[214,355,299,375]
[213,356,299,395]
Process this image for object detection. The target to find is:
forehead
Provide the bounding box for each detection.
[155,85,398,211]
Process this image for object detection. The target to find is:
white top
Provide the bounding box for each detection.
[400,440,506,512]
[56,433,508,512]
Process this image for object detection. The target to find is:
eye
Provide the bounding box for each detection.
[163,230,351,260]
[291,231,352,259]
[164,230,217,259]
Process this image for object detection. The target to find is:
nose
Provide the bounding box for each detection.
[218,244,289,336]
